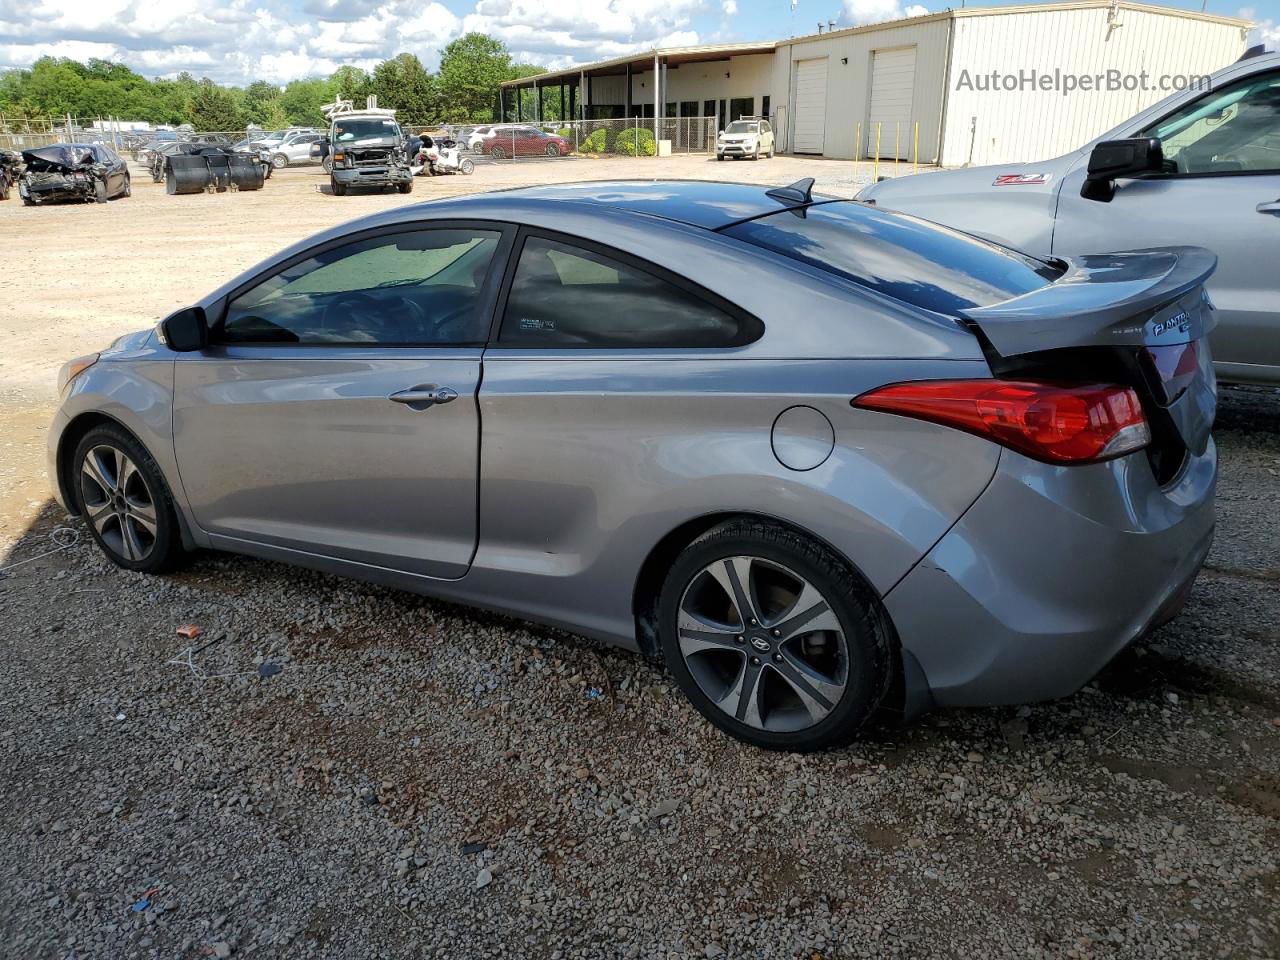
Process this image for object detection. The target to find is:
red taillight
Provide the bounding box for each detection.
[852,380,1151,464]
[1141,341,1199,405]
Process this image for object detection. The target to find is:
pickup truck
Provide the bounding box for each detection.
[859,49,1280,386]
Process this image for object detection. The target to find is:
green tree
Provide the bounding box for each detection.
[437,34,541,123]
[279,76,337,126]
[329,65,371,105]
[188,79,243,131]
[369,53,436,122]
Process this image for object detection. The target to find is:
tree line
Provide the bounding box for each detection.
[0,34,550,130]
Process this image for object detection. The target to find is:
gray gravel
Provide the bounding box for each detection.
[0,386,1277,960]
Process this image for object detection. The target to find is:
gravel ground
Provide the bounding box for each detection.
[0,157,1277,960]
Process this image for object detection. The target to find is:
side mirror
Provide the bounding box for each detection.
[158,306,208,352]
[1080,138,1164,202]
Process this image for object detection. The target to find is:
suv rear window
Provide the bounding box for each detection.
[722,201,1060,314]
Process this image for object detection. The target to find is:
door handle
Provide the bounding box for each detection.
[388,385,458,408]
[1257,200,1280,215]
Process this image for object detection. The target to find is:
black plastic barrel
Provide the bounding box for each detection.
[228,155,265,191]
[203,153,231,192]
[165,155,210,195]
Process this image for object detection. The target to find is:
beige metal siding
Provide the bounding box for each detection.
[773,19,951,161]
[868,46,918,159]
[793,58,829,153]
[941,6,1248,165]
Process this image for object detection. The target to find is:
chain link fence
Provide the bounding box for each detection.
[4,115,722,164]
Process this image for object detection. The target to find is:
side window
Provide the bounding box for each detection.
[1139,71,1280,175]
[499,236,759,348]
[221,228,502,345]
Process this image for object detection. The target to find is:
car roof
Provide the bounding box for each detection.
[426,180,825,230]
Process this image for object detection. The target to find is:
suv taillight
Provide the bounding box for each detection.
[852,380,1150,464]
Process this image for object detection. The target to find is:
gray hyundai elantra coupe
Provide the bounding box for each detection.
[49,179,1218,751]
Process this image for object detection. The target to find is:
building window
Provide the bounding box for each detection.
[762,95,771,121]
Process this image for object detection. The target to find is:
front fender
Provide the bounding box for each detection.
[51,355,203,548]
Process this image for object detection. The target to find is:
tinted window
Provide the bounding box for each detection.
[1139,70,1280,175]
[222,229,501,345]
[723,201,1058,314]
[500,236,757,348]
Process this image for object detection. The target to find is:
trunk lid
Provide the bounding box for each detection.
[960,245,1218,473]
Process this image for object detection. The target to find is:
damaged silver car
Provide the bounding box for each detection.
[19,143,131,206]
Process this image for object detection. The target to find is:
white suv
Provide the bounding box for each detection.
[717,118,774,161]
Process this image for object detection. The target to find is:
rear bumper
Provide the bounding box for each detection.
[884,441,1217,707]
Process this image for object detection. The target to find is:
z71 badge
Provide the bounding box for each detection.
[992,173,1051,186]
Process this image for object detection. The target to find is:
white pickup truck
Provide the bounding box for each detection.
[859,49,1280,385]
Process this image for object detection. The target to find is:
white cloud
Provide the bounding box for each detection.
[1237,7,1278,49]
[841,0,929,26]
[0,0,707,84]
[722,0,737,15]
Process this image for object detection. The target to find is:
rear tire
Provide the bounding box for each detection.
[490,146,506,160]
[73,424,184,574]
[459,158,474,175]
[658,519,892,751]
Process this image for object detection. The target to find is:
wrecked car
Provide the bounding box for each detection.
[0,148,22,201]
[18,144,130,206]
[325,107,413,196]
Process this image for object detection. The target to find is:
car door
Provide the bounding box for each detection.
[1055,69,1280,379]
[173,222,513,579]
[476,230,765,622]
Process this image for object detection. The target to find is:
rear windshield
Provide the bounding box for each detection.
[722,201,1060,313]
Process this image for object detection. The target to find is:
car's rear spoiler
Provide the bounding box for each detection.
[960,246,1217,357]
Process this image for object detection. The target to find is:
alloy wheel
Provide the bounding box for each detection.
[79,444,158,562]
[676,556,848,732]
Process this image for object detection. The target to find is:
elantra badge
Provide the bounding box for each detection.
[1152,311,1190,337]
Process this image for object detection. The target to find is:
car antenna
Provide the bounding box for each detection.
[766,177,815,205]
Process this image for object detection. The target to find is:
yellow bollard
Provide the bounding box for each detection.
[873,122,881,182]
[855,121,862,178]
[913,121,919,174]
[894,121,900,172]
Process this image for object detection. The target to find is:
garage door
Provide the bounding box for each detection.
[792,58,828,155]
[867,46,916,160]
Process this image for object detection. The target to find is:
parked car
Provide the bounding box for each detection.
[717,117,775,160]
[483,127,571,158]
[268,132,326,169]
[49,180,1218,750]
[18,144,130,205]
[859,49,1280,386]
[467,125,508,152]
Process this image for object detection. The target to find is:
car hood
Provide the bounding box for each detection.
[859,152,1082,204]
[21,145,97,173]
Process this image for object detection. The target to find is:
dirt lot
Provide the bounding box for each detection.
[0,155,1278,960]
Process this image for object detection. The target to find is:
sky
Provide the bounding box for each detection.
[0,0,1277,86]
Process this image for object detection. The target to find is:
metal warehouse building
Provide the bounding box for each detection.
[500,0,1250,166]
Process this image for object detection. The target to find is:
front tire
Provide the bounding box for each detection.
[330,176,346,196]
[397,179,413,194]
[121,175,131,198]
[459,158,474,175]
[658,519,892,751]
[73,425,183,574]
[272,153,288,169]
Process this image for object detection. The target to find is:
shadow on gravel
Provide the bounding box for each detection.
[1216,384,1280,434]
